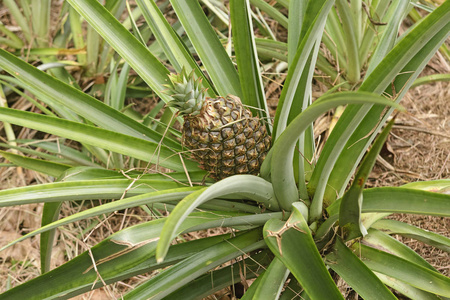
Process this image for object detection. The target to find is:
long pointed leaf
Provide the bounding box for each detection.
[354,242,450,297]
[66,0,174,103]
[170,0,242,97]
[309,2,450,205]
[270,92,402,211]
[0,108,199,171]
[0,48,178,147]
[253,256,290,300]
[0,220,229,299]
[156,175,278,261]
[166,251,271,299]
[372,219,450,252]
[124,230,264,299]
[263,202,343,299]
[339,117,395,239]
[325,237,396,300]
[328,187,450,217]
[230,0,269,119]
[136,0,215,98]
[0,150,70,178]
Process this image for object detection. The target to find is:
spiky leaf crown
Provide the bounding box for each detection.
[164,68,207,116]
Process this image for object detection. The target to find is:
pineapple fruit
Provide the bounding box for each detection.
[165,68,271,180]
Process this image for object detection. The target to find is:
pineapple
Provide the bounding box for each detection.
[165,68,271,180]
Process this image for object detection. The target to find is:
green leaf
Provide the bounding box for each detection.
[401,179,450,192]
[334,0,360,83]
[0,220,229,299]
[250,0,288,29]
[170,0,242,97]
[310,2,450,205]
[411,73,450,88]
[66,0,174,102]
[0,179,191,207]
[263,202,343,299]
[273,0,334,139]
[0,150,70,178]
[339,117,396,239]
[40,202,62,274]
[156,175,278,261]
[375,272,443,300]
[0,48,178,148]
[328,187,450,217]
[0,187,199,252]
[325,236,396,300]
[269,92,403,211]
[364,228,437,271]
[230,0,269,120]
[166,250,271,299]
[123,229,264,299]
[0,108,199,172]
[253,256,290,300]
[372,219,450,253]
[135,0,215,98]
[354,242,450,297]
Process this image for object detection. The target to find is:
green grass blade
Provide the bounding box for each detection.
[253,256,290,300]
[338,117,396,239]
[230,0,269,119]
[309,3,450,205]
[411,73,450,88]
[0,108,199,171]
[3,0,32,43]
[166,251,271,299]
[364,228,437,271]
[31,0,50,47]
[156,175,278,261]
[124,230,265,299]
[323,6,347,72]
[354,242,450,297]
[401,179,450,192]
[365,1,410,77]
[170,0,242,97]
[328,187,450,217]
[270,92,402,211]
[66,0,173,102]
[69,7,87,66]
[335,0,360,83]
[325,236,396,300]
[375,272,443,300]
[272,0,334,139]
[250,0,288,29]
[135,0,215,97]
[0,150,70,178]
[40,202,62,274]
[25,140,101,167]
[0,219,229,299]
[263,202,344,299]
[0,179,193,208]
[0,48,180,148]
[288,0,306,65]
[372,219,450,253]
[0,188,200,252]
[0,23,24,49]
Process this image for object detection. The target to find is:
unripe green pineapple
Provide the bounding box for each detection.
[165,68,271,180]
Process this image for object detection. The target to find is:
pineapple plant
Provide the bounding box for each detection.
[165,69,271,180]
[0,0,449,299]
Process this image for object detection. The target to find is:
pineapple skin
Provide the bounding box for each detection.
[182,95,271,180]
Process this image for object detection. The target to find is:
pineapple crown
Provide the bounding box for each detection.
[164,68,207,116]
